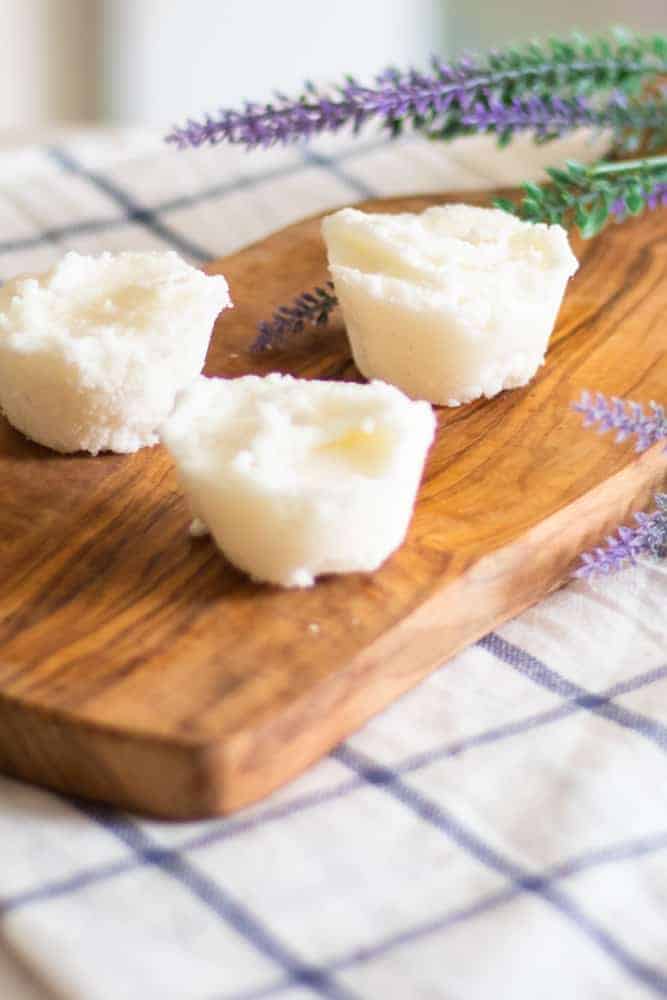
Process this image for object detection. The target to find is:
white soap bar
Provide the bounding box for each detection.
[0,251,231,454]
[161,373,435,588]
[322,204,578,406]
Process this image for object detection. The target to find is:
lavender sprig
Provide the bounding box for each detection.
[253,282,338,351]
[496,154,667,236]
[460,94,666,146]
[166,33,667,151]
[576,496,667,576]
[573,391,667,451]
[575,392,667,577]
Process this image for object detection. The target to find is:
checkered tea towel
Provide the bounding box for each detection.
[0,124,664,1000]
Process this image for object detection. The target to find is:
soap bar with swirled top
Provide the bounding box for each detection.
[160,373,435,588]
[322,204,578,406]
[0,251,231,454]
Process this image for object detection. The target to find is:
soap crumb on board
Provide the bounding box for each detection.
[189,517,209,538]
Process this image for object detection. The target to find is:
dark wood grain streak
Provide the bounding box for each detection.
[0,189,665,818]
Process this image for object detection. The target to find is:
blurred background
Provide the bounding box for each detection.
[0,0,665,129]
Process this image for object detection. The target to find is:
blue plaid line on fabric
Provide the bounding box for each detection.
[229,831,667,1000]
[0,155,295,258]
[74,806,360,1000]
[2,656,665,916]
[0,137,390,262]
[479,633,667,751]
[300,150,377,201]
[47,146,215,264]
[1,641,666,998]
[332,744,667,999]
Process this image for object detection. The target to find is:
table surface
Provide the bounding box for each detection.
[0,124,665,1000]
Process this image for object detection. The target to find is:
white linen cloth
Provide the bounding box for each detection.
[0,124,665,1000]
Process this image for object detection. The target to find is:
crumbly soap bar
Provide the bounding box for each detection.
[322,204,578,406]
[0,251,231,454]
[161,373,436,588]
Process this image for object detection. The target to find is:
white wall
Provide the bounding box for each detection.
[450,0,665,52]
[102,0,447,126]
[0,0,97,126]
[0,0,663,128]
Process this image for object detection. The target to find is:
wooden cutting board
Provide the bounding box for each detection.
[1,191,665,819]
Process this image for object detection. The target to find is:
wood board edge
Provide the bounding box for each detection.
[0,443,662,819]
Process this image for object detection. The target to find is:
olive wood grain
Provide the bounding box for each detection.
[0,190,665,818]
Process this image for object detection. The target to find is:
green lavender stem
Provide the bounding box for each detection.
[495,153,667,236]
[591,153,667,175]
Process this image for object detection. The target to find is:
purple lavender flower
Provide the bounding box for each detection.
[460,93,666,141]
[645,183,667,209]
[576,495,667,576]
[462,95,592,137]
[611,181,667,218]
[166,35,667,151]
[573,391,667,452]
[610,196,629,216]
[575,392,667,577]
[253,282,338,352]
[166,71,474,150]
